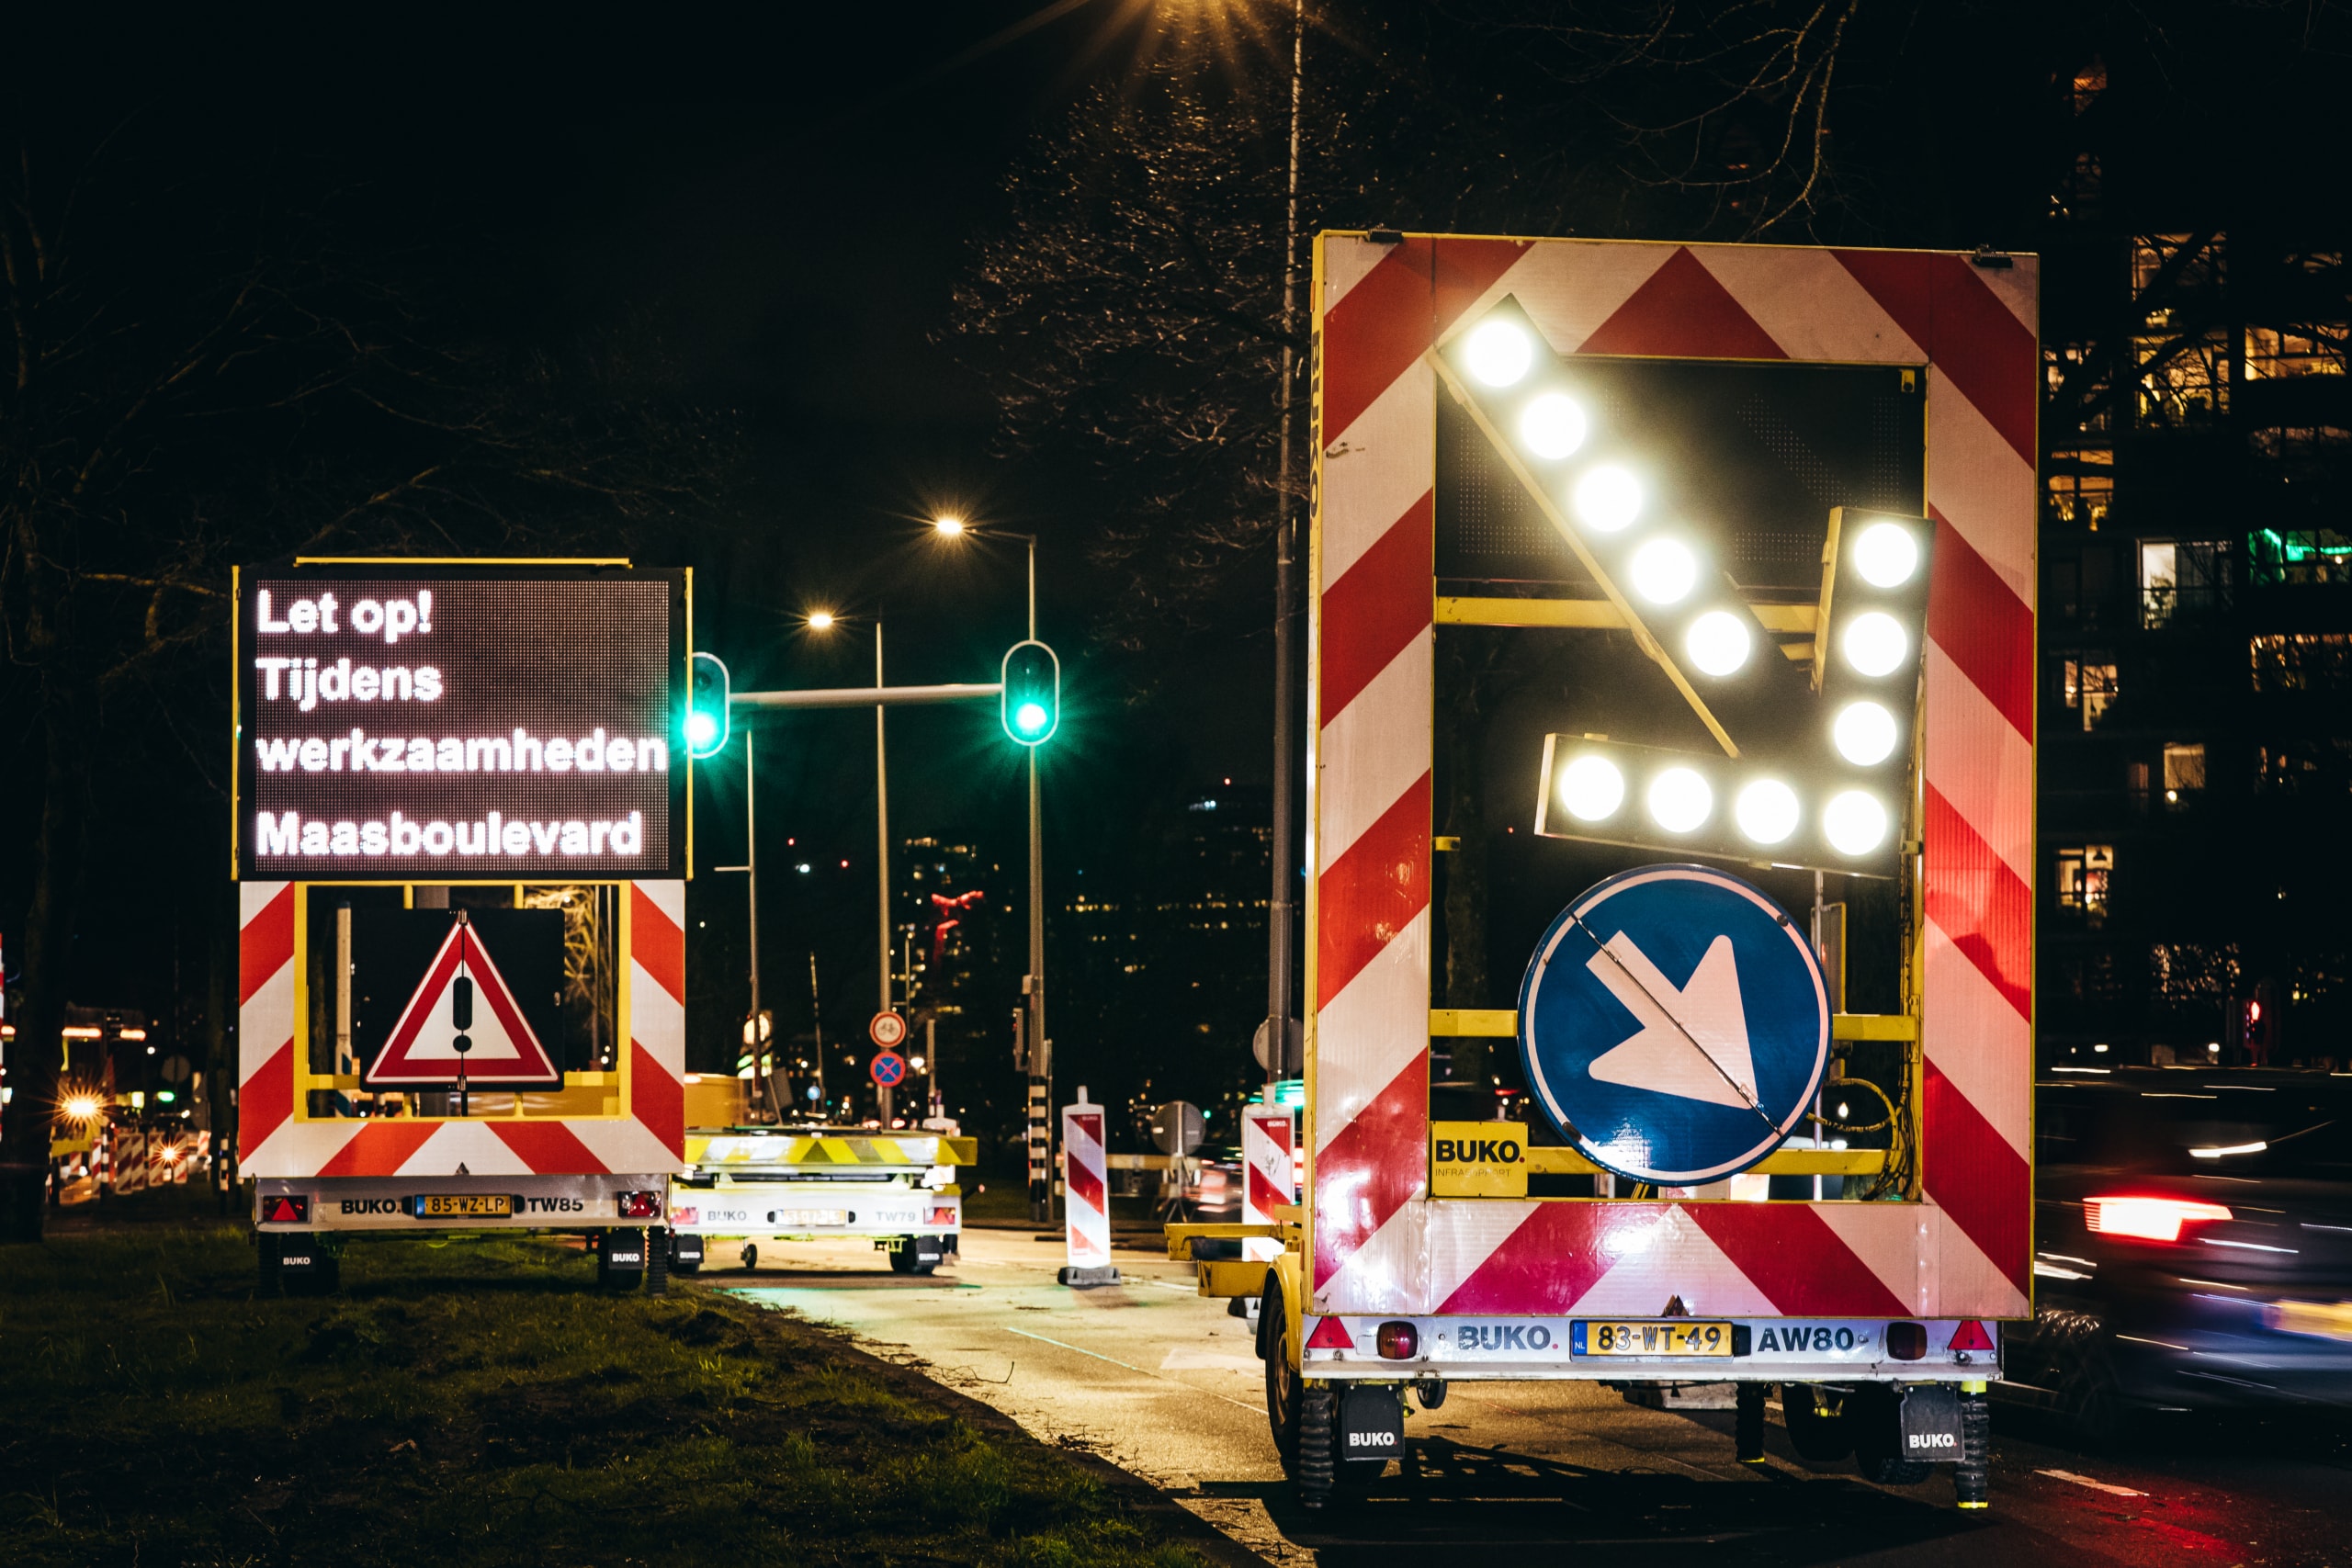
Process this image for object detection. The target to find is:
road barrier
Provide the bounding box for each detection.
[1057,1097,1118,1287]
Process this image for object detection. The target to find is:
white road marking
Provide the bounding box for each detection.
[1159,1349,1265,1372]
[1006,1326,1261,1411]
[2037,1469,2148,1497]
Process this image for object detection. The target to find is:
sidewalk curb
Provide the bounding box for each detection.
[705,1280,1276,1568]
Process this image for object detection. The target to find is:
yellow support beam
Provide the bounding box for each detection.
[1833,1013,1919,1041]
[1430,1009,1517,1037]
[1434,1010,1917,1042]
[1437,596,1816,635]
[1521,1145,1886,1179]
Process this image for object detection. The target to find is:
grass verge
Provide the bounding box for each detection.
[0,1191,1218,1568]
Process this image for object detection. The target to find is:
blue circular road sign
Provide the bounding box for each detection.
[1516,864,1828,1186]
[869,1050,908,1089]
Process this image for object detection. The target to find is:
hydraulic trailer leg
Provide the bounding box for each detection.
[1736,1382,1768,1464]
[1956,1382,1990,1510]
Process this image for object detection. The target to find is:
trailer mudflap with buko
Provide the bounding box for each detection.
[1193,233,2037,1514]
[667,1127,974,1275]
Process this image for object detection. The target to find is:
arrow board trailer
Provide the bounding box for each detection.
[233,559,693,1295]
[1171,234,2035,1511]
[667,1127,975,1276]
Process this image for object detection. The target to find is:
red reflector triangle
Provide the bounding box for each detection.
[1305,1315,1354,1351]
[263,1197,300,1223]
[1949,1319,1996,1353]
[366,914,560,1088]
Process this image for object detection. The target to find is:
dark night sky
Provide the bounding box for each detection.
[23,6,1279,1083]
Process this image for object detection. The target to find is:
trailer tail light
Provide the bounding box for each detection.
[2085,1196,2233,1243]
[261,1194,309,1224]
[1305,1316,1355,1351]
[1375,1322,1420,1360]
[617,1191,662,1220]
[1886,1322,1928,1360]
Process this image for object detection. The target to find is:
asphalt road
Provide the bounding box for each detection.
[711,1226,2352,1567]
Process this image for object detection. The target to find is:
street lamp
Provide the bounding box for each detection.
[806,608,900,1125]
[932,514,967,538]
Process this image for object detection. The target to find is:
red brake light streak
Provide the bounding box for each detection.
[2085,1196,2233,1242]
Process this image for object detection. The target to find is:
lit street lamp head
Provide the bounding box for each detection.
[933,515,967,537]
[806,610,836,631]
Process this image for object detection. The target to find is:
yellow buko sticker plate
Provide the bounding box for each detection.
[1430,1121,1528,1198]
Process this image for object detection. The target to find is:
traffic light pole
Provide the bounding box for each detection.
[1021,538,1052,1226]
[876,622,893,1127]
[747,736,770,1115]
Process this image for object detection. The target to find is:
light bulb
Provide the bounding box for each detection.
[1557,754,1625,821]
[1842,611,1907,676]
[1832,701,1899,765]
[1647,767,1712,833]
[1630,539,1697,605]
[1571,465,1642,532]
[1518,393,1589,460]
[1685,610,1751,675]
[1824,791,1890,855]
[1464,320,1533,387]
[1735,779,1800,845]
[1853,521,1919,587]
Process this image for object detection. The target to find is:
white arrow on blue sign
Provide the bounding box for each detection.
[1516,864,1829,1186]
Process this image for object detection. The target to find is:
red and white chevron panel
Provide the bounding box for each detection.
[1307,235,2034,1321]
[1241,1105,1296,1262]
[238,880,687,1178]
[1062,1104,1113,1271]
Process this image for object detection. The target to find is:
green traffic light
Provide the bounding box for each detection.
[1000,640,1059,746]
[688,651,731,758]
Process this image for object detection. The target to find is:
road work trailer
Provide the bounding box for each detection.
[667,1117,972,1276]
[1173,233,2035,1508]
[236,561,692,1292]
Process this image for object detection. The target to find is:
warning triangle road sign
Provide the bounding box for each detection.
[365,914,561,1088]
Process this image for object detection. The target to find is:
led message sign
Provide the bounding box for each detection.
[234,565,688,879]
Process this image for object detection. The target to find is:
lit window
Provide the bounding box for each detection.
[2134,329,2231,427]
[2250,633,2352,692]
[2071,58,2107,114]
[2249,527,2352,587]
[2141,540,2234,628]
[2161,742,2206,805]
[2132,232,2225,296]
[2045,447,2113,529]
[2055,846,2115,925]
[2059,658,2120,731]
[2244,324,2347,381]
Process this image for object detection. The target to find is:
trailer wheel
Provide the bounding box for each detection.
[888,1236,940,1276]
[1849,1384,1933,1485]
[1782,1383,1855,1463]
[741,1242,759,1271]
[1262,1282,1304,1474]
